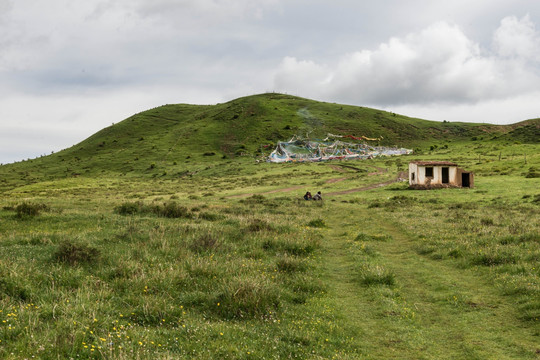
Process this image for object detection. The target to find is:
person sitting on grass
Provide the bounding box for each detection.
[313,191,322,200]
[304,191,312,200]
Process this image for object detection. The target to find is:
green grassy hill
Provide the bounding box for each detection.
[0,93,538,191]
[0,93,539,359]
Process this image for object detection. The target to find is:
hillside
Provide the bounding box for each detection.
[0,93,539,359]
[0,93,538,191]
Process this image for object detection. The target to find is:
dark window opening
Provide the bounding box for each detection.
[442,167,449,183]
[425,167,433,177]
[411,172,415,181]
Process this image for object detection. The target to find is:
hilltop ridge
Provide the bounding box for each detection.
[0,93,538,190]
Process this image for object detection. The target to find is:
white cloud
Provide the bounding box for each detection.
[2,1,540,164]
[274,18,540,108]
[388,90,540,124]
[493,14,540,60]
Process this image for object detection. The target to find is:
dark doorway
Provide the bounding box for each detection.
[442,167,449,184]
[462,173,470,187]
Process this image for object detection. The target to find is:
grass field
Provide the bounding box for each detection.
[1,140,539,359]
[0,94,539,359]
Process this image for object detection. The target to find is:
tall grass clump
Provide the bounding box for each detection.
[15,202,49,219]
[306,218,326,228]
[470,250,517,266]
[157,201,190,218]
[358,265,396,287]
[212,276,281,319]
[114,201,144,215]
[247,218,274,232]
[276,254,307,273]
[190,233,220,253]
[114,201,191,218]
[52,240,100,265]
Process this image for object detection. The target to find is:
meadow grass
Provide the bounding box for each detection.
[0,139,539,359]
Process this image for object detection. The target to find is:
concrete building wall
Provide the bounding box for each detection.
[409,162,472,188]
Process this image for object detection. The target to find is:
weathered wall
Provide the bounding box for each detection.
[409,164,466,188]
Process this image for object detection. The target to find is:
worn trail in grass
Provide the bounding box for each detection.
[320,205,539,359]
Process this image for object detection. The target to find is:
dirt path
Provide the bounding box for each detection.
[325,171,407,196]
[366,164,387,176]
[226,185,304,199]
[328,163,385,176]
[328,165,348,173]
[320,208,540,359]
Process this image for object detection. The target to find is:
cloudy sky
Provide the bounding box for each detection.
[1,0,540,164]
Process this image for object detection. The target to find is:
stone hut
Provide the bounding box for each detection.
[409,161,473,189]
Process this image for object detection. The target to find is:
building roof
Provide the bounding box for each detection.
[410,161,458,166]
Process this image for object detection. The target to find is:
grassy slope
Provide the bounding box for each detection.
[0,94,539,359]
[1,93,538,192]
[0,145,538,359]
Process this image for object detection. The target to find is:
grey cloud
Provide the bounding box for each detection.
[274,18,540,106]
[493,14,540,61]
[3,1,540,164]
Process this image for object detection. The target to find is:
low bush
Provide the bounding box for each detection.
[53,240,100,265]
[306,218,326,228]
[114,201,143,215]
[525,167,539,178]
[158,202,190,218]
[247,219,273,232]
[198,212,223,221]
[115,201,191,219]
[15,202,49,219]
[276,255,306,273]
[480,218,495,226]
[470,251,517,266]
[190,233,220,253]
[0,277,31,301]
[212,277,281,319]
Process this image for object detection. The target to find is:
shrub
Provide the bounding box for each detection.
[198,212,222,221]
[114,201,143,215]
[247,219,273,232]
[471,251,516,266]
[158,202,190,218]
[53,241,100,265]
[283,241,316,256]
[525,167,540,178]
[15,202,49,219]
[480,218,495,226]
[447,248,463,258]
[212,277,281,319]
[306,219,326,228]
[190,233,220,253]
[0,278,31,301]
[276,255,306,273]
